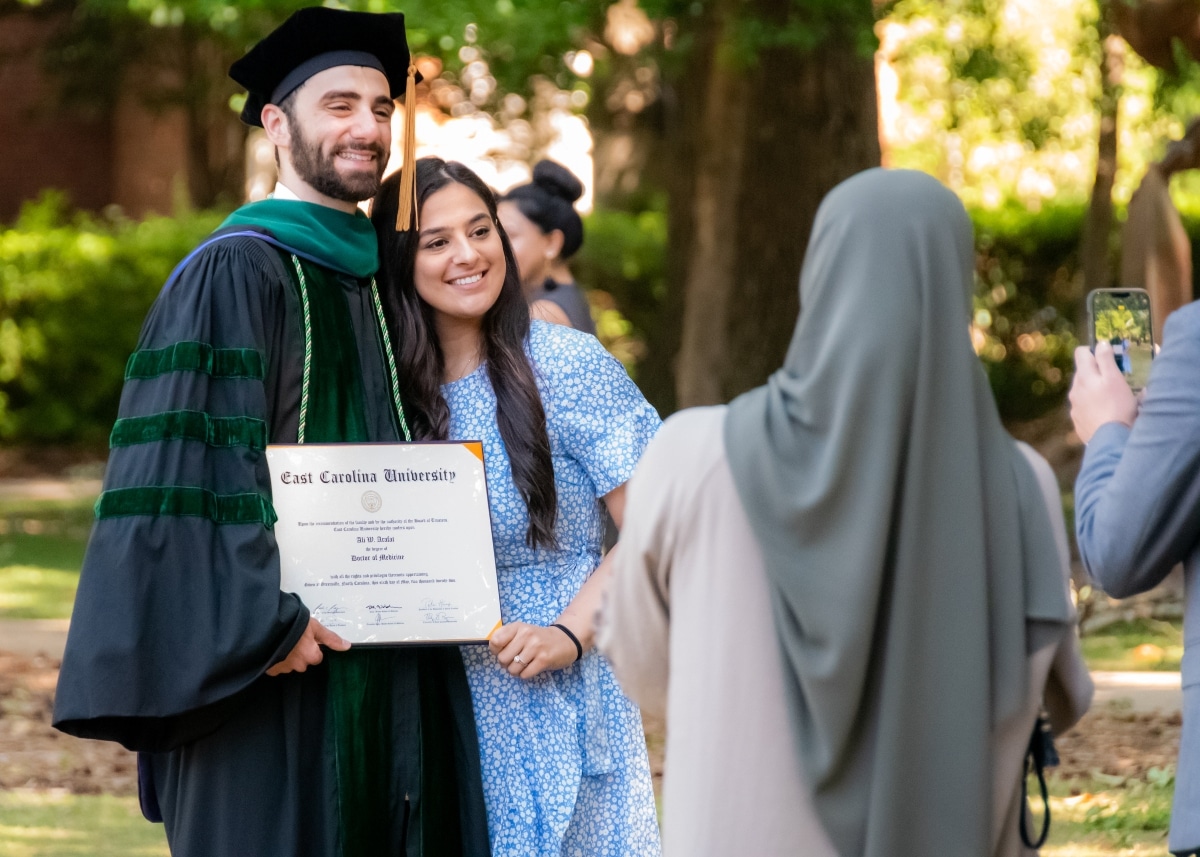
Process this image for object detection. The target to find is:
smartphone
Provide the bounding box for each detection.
[1086,288,1154,392]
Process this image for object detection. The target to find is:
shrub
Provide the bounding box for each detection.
[574,203,667,374]
[575,197,1093,422]
[0,191,1155,441]
[970,199,1086,422]
[0,193,226,445]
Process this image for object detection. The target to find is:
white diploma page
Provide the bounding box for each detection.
[266,442,501,645]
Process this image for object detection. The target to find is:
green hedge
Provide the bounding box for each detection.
[0,194,226,446]
[575,197,1092,423]
[0,192,1171,444]
[970,199,1086,422]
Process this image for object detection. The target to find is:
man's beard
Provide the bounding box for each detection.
[289,124,388,203]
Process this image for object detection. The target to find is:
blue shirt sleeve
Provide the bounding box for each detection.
[531,322,661,498]
[1075,302,1200,597]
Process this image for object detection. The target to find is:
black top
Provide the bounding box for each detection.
[532,278,596,335]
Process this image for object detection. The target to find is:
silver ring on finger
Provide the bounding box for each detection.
[514,654,526,665]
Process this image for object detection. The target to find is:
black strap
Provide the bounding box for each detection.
[1020,713,1058,849]
[552,623,583,663]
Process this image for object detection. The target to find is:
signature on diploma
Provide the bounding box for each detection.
[422,612,457,624]
[310,603,348,626]
[311,603,347,616]
[365,604,402,627]
[364,607,403,628]
[366,609,403,626]
[419,599,456,611]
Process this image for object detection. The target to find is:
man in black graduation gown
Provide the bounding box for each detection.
[52,9,490,856]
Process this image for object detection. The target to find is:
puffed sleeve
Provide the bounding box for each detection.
[53,237,309,752]
[531,322,661,497]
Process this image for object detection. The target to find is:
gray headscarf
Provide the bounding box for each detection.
[725,169,1072,856]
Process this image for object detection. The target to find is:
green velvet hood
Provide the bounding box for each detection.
[220,198,379,279]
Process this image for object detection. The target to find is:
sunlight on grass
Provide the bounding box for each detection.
[1042,772,1173,856]
[1043,844,1168,856]
[0,496,94,619]
[1081,619,1184,672]
[0,567,79,619]
[0,791,168,857]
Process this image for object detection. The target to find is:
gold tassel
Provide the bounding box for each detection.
[395,62,419,232]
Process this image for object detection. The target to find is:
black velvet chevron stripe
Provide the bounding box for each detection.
[109,411,268,451]
[125,342,264,380]
[95,486,278,527]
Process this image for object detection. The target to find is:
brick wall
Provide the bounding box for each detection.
[112,77,190,218]
[0,11,113,221]
[0,8,194,222]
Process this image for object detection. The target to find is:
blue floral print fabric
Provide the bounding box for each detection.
[445,321,662,856]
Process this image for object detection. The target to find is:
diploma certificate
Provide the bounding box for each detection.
[266,442,501,645]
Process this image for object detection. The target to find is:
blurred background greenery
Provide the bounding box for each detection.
[8,0,1200,447]
[5,5,1200,853]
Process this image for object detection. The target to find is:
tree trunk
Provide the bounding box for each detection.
[721,38,881,400]
[675,1,751,407]
[671,13,881,408]
[1081,20,1123,296]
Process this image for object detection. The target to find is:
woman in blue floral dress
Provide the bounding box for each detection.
[372,159,661,856]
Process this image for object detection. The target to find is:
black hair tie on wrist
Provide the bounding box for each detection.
[552,623,583,663]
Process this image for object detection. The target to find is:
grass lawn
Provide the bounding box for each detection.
[1080,618,1184,672]
[0,494,1187,855]
[0,497,93,619]
[0,791,167,857]
[1043,772,1174,856]
[0,777,1173,857]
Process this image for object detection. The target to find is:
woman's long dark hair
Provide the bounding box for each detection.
[372,158,557,549]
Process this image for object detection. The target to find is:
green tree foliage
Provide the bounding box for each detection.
[884,0,1200,208]
[1094,302,1149,342]
[574,202,668,371]
[41,0,1200,423]
[0,194,224,445]
[883,0,1104,207]
[970,201,1083,420]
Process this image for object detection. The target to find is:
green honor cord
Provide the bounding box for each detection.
[370,276,413,442]
[290,255,413,443]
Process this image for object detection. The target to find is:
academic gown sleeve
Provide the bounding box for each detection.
[53,236,309,752]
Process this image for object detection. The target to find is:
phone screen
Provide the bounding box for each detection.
[1091,290,1153,391]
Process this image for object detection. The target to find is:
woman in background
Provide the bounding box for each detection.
[599,169,1092,857]
[498,160,596,334]
[372,158,660,856]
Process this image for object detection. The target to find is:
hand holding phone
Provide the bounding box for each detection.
[1070,341,1140,442]
[1086,288,1154,392]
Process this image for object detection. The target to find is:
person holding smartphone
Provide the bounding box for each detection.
[1071,303,1200,856]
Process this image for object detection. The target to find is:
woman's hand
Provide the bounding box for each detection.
[490,621,579,680]
[488,483,628,681]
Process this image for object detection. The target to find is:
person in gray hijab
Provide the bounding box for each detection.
[598,168,1093,857]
